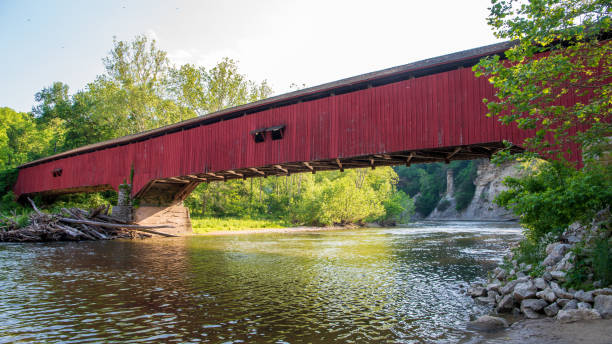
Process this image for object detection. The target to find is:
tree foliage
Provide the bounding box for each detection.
[474,0,611,161]
[186,167,413,226]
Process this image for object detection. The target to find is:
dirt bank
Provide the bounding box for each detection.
[464,318,612,344]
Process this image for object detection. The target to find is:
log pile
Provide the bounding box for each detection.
[0,199,176,242]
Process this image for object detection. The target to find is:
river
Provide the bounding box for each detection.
[0,221,522,343]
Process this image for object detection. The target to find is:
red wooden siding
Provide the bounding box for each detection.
[16,40,589,198]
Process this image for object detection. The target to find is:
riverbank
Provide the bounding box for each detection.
[466,317,612,344]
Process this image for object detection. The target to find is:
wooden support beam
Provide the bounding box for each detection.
[335,158,344,172]
[370,158,375,170]
[206,172,224,180]
[227,170,243,178]
[186,175,207,182]
[446,147,461,163]
[406,152,414,167]
[248,167,266,176]
[303,161,316,174]
[168,177,190,183]
[274,165,288,174]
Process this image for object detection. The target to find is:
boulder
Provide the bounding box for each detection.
[543,243,570,266]
[543,271,553,281]
[550,271,567,281]
[562,299,578,311]
[468,315,509,332]
[494,268,507,281]
[536,288,557,303]
[556,309,601,323]
[488,290,499,300]
[534,277,547,290]
[496,294,515,313]
[476,296,496,305]
[556,298,571,308]
[553,252,574,271]
[594,294,612,319]
[487,281,501,293]
[468,285,487,297]
[550,282,574,299]
[521,298,548,312]
[577,302,592,310]
[513,281,537,301]
[544,302,560,317]
[592,288,612,296]
[500,280,519,295]
[574,290,594,303]
[522,307,542,319]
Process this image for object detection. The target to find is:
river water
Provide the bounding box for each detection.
[0,221,522,343]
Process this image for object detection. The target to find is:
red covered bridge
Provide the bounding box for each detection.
[13,41,582,231]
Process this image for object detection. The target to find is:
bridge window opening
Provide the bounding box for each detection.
[251,129,266,143]
[52,168,62,177]
[267,125,285,140]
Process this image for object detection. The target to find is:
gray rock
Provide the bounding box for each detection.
[543,243,570,266]
[550,271,567,281]
[556,309,601,323]
[521,298,548,312]
[500,280,519,295]
[487,281,501,293]
[512,307,521,316]
[536,288,557,303]
[577,302,592,310]
[592,288,612,296]
[594,294,612,319]
[476,296,496,304]
[468,285,487,297]
[534,277,548,290]
[517,271,526,278]
[522,307,542,319]
[513,281,537,301]
[574,290,594,303]
[516,276,530,283]
[495,268,507,281]
[544,302,560,316]
[553,252,575,271]
[496,294,515,313]
[550,281,574,299]
[556,298,571,307]
[488,290,499,300]
[562,299,578,310]
[543,271,553,281]
[468,315,509,332]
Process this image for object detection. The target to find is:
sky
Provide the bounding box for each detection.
[0,0,501,113]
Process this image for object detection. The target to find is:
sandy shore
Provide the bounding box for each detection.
[464,318,612,344]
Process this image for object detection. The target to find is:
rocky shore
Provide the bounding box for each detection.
[467,211,612,329]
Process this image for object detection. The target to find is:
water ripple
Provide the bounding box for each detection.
[0,222,522,343]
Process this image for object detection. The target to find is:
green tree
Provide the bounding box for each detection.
[474,0,611,161]
[168,58,272,115]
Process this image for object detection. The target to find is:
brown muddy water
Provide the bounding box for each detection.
[0,221,522,343]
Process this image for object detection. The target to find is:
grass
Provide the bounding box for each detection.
[191,216,289,233]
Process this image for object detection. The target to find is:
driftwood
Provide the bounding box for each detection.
[0,199,177,242]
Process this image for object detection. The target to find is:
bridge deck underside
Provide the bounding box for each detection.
[135,142,522,206]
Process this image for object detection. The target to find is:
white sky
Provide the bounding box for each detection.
[0,0,500,113]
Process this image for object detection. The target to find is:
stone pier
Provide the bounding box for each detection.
[133,203,193,236]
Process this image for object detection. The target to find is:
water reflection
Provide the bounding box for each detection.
[0,221,522,343]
